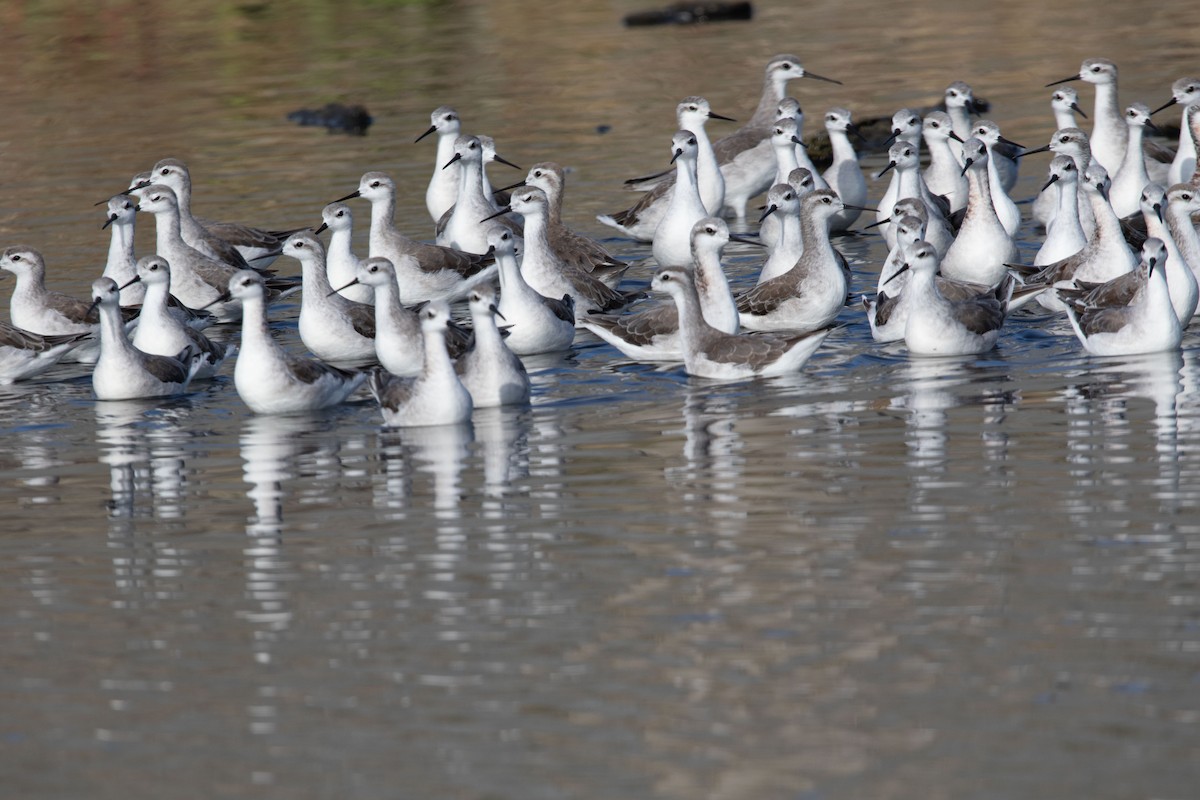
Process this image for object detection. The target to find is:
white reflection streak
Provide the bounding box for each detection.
[894,358,965,474]
[474,406,531,508]
[97,400,192,600]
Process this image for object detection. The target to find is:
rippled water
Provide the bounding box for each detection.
[3,2,1200,798]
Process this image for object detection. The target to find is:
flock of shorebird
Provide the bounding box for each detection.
[2,53,1200,426]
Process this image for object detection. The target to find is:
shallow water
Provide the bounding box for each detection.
[3,2,1200,798]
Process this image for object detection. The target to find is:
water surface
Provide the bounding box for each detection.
[2,2,1200,798]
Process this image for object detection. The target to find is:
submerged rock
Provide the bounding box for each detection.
[624,1,753,26]
[287,103,373,136]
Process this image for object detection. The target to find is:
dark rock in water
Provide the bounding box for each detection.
[287,103,373,136]
[624,1,752,26]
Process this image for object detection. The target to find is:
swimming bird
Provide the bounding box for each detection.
[653,131,712,268]
[415,105,463,224]
[334,171,496,304]
[921,111,967,214]
[455,283,531,408]
[1051,86,1088,131]
[89,277,202,401]
[489,228,575,356]
[1046,58,1127,175]
[775,99,828,192]
[759,116,808,247]
[896,240,1014,357]
[1035,156,1087,267]
[1111,103,1159,218]
[695,54,841,221]
[136,184,258,319]
[968,120,1022,234]
[940,138,1017,287]
[582,217,739,362]
[755,182,806,285]
[876,140,953,254]
[737,189,857,332]
[0,322,90,385]
[521,162,628,289]
[126,256,234,380]
[493,186,637,323]
[1140,184,1197,324]
[314,201,373,305]
[1150,77,1200,185]
[369,300,473,427]
[1164,183,1200,288]
[1013,164,1137,312]
[943,81,976,143]
[1061,238,1181,356]
[437,134,522,254]
[878,108,924,227]
[334,257,469,377]
[651,267,836,381]
[1023,127,1096,234]
[142,158,303,268]
[1,245,121,363]
[600,97,732,240]
[101,194,144,306]
[282,232,377,364]
[224,270,365,414]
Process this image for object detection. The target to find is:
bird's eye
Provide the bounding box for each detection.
[160,168,169,175]
[784,192,794,200]
[534,170,542,178]
[1092,65,1102,73]
[336,210,344,217]
[1059,136,1069,143]
[150,264,158,271]
[295,241,305,248]
[781,63,791,70]
[370,181,380,188]
[12,254,21,262]
[822,196,831,204]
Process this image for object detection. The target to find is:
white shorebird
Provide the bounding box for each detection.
[126,256,234,380]
[939,138,1018,287]
[921,111,967,213]
[101,194,143,306]
[489,228,575,356]
[1,245,133,363]
[1061,238,1181,356]
[1164,183,1200,287]
[314,201,372,305]
[89,277,202,401]
[582,217,739,362]
[1046,58,1127,175]
[136,184,253,319]
[141,158,302,267]
[491,186,636,323]
[693,54,841,221]
[651,267,836,381]
[1150,77,1200,186]
[737,189,857,332]
[1141,183,1198,324]
[1013,164,1137,312]
[755,182,806,285]
[1051,86,1088,131]
[455,284,531,408]
[599,97,732,241]
[1024,127,1096,233]
[968,120,1022,234]
[652,131,711,268]
[876,140,953,254]
[896,240,1014,357]
[943,81,976,142]
[225,270,365,414]
[334,171,496,304]
[282,232,377,364]
[759,116,807,247]
[369,300,473,427]
[0,322,90,384]
[438,134,521,254]
[878,108,924,227]
[775,99,828,192]
[1035,155,1087,267]
[333,257,468,377]
[521,162,628,288]
[415,105,462,224]
[1110,103,1158,218]
[865,212,927,342]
